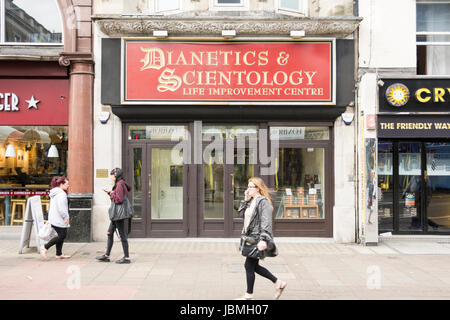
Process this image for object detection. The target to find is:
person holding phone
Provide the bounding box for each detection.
[96,168,132,264]
[236,177,287,300]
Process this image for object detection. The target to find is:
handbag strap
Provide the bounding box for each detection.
[120,181,127,199]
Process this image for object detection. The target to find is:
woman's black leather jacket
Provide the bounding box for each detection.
[238,196,274,242]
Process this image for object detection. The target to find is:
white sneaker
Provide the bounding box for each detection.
[234,294,254,300]
[40,246,48,260]
[274,280,287,299]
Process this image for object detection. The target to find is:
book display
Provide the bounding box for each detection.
[275,174,323,219]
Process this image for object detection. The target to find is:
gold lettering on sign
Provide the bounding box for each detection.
[157,68,182,92]
[434,88,446,102]
[140,47,166,71]
[416,88,431,103]
[380,123,394,129]
[434,123,450,129]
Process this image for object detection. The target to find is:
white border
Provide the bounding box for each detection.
[120,37,337,106]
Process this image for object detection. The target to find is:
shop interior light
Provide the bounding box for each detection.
[222,30,236,39]
[290,30,305,39]
[48,144,59,158]
[5,144,16,158]
[153,30,168,38]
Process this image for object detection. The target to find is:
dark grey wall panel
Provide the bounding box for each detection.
[336,39,355,107]
[101,38,121,105]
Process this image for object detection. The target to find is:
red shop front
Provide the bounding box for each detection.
[0,61,69,226]
[100,39,348,238]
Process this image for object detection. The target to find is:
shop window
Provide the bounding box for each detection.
[0,126,68,226]
[273,147,325,220]
[155,0,181,13]
[416,0,450,75]
[378,142,394,231]
[1,0,62,44]
[277,0,308,15]
[210,0,248,10]
[132,148,143,219]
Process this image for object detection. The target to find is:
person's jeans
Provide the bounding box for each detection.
[105,219,129,258]
[245,257,277,294]
[45,225,67,256]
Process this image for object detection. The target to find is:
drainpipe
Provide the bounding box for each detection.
[354,0,361,244]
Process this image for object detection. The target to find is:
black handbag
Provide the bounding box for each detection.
[108,182,134,222]
[239,199,278,259]
[240,234,262,259]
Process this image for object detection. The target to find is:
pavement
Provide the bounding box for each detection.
[2,230,450,300]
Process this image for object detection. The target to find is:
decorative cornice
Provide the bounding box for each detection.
[93,13,362,39]
[58,52,94,67]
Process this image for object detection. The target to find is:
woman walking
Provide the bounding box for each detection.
[40,176,70,260]
[237,177,287,300]
[96,168,132,264]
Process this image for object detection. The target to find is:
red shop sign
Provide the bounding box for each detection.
[122,40,335,105]
[0,78,69,125]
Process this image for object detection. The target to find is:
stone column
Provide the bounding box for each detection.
[59,53,94,242]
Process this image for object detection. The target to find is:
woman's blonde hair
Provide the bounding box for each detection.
[249,177,274,209]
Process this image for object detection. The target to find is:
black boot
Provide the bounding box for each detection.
[96,254,110,262]
[115,257,131,264]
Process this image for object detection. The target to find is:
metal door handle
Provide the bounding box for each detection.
[148,174,152,199]
[231,173,234,195]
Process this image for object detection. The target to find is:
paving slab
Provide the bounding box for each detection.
[1,238,450,299]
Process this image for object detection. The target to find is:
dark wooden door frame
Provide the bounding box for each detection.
[197,123,261,237]
[126,141,148,238]
[266,122,334,237]
[145,143,189,237]
[124,124,190,237]
[124,122,334,238]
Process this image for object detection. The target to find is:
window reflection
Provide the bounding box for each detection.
[132,148,142,219]
[377,142,393,231]
[5,0,62,43]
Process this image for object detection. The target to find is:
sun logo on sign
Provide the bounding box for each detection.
[385,83,410,107]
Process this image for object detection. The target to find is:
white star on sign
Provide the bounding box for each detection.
[26,96,40,109]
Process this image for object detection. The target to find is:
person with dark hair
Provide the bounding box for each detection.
[40,176,70,260]
[96,168,132,264]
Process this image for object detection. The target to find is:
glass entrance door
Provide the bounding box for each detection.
[126,125,189,237]
[378,141,450,234]
[398,142,422,231]
[200,125,258,237]
[425,143,450,232]
[150,147,184,220]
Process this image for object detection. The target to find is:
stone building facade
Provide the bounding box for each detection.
[91,0,361,242]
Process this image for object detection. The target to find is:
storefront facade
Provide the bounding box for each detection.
[93,3,360,241]
[0,61,69,226]
[0,0,94,242]
[377,78,450,234]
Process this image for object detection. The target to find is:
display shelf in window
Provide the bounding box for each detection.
[276,190,322,219]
